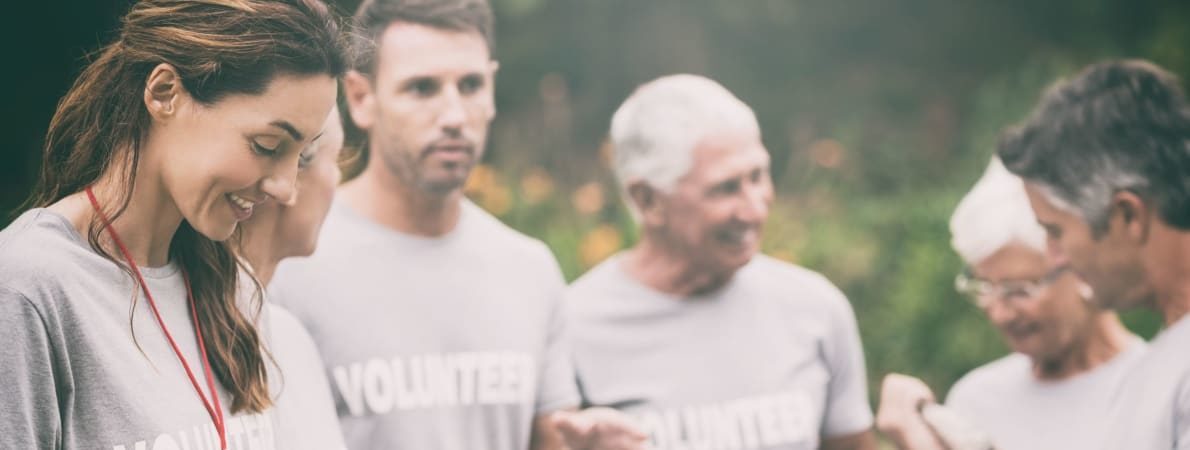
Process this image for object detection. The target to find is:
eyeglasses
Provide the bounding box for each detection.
[954,266,1068,308]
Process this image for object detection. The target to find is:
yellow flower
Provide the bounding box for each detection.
[465,164,513,216]
[520,167,556,206]
[579,224,623,268]
[479,184,513,217]
[465,164,497,195]
[597,139,615,168]
[808,138,846,169]
[768,249,798,264]
[571,182,605,216]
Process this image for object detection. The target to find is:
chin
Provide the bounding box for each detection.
[291,240,318,259]
[1010,335,1055,359]
[725,247,758,266]
[421,178,467,195]
[191,218,238,242]
[712,253,753,277]
[1008,341,1038,359]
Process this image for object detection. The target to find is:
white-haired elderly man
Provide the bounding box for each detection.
[875,158,1146,450]
[563,74,878,450]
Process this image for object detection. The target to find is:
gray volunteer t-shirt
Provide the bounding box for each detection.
[565,253,874,450]
[0,209,276,450]
[270,200,579,450]
[262,303,347,450]
[1101,315,1190,450]
[944,337,1146,450]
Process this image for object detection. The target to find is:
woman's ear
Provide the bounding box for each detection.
[144,63,185,120]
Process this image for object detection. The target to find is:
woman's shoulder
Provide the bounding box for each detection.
[0,208,105,301]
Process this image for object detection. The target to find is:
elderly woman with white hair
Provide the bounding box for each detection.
[875,158,1146,450]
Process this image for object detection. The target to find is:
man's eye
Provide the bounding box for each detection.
[1002,286,1032,299]
[459,76,483,94]
[712,180,741,196]
[409,79,439,96]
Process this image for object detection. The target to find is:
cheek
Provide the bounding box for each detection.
[1038,292,1085,334]
[311,173,338,215]
[661,206,700,241]
[167,146,248,213]
[188,133,264,187]
[1013,301,1047,325]
[703,204,737,228]
[382,112,431,146]
[216,155,268,190]
[466,97,495,122]
[386,97,435,126]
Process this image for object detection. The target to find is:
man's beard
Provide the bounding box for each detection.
[378,143,475,196]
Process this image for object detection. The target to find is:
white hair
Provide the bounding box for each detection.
[949,156,1047,266]
[609,74,760,195]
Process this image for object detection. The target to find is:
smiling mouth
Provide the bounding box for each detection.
[1003,325,1038,341]
[227,193,256,221]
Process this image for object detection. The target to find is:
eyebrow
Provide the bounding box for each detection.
[270,120,304,141]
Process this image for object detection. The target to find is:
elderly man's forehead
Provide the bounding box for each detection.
[687,133,768,177]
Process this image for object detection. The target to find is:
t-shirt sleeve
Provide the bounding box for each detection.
[816,277,875,437]
[0,286,62,448]
[533,253,581,415]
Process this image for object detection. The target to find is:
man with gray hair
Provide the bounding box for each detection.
[564,74,878,450]
[996,59,1190,449]
[875,157,1145,450]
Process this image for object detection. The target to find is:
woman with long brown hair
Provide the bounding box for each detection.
[0,1,346,448]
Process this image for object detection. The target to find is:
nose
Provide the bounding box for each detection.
[983,296,1018,328]
[736,180,772,224]
[261,161,299,207]
[437,86,466,132]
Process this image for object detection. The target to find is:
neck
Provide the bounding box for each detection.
[52,160,183,268]
[251,261,278,287]
[1032,312,1132,381]
[624,235,735,297]
[1148,228,1190,327]
[338,162,462,237]
[238,238,279,286]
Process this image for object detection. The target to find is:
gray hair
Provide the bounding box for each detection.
[998,59,1190,234]
[609,74,760,198]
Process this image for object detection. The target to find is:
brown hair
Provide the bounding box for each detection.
[350,0,493,76]
[27,0,347,413]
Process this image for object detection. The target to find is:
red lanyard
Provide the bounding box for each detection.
[85,187,227,449]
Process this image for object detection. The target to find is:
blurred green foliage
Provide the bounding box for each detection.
[445,0,1183,401]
